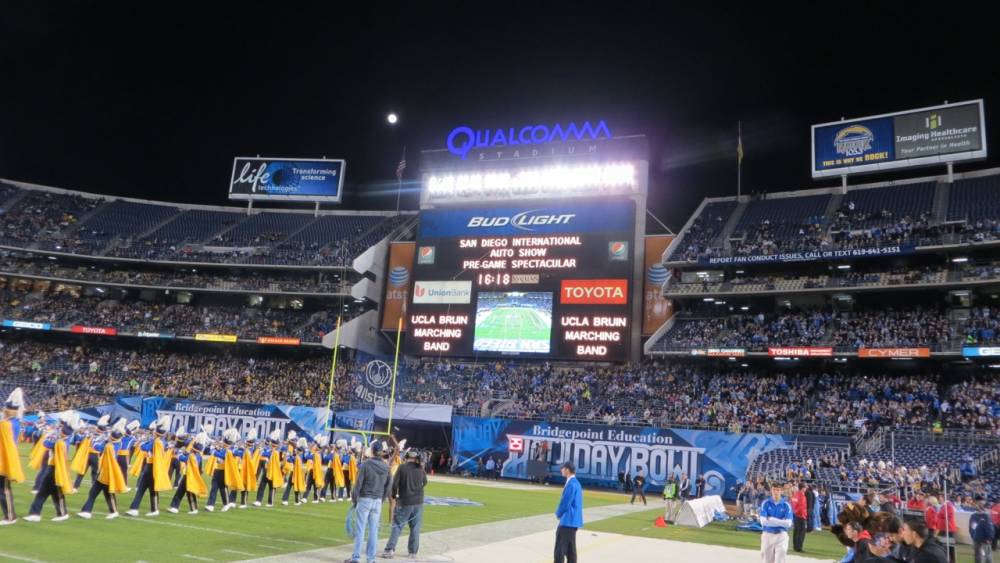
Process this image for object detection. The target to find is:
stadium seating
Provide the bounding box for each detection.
[948,174,1000,223]
[669,201,739,261]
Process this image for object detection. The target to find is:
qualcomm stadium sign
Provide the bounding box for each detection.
[447,120,613,160]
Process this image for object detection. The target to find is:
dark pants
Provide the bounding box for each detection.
[0,475,16,520]
[320,468,335,499]
[256,477,276,505]
[303,473,320,501]
[170,476,199,512]
[385,504,423,555]
[29,467,67,517]
[793,516,807,551]
[129,464,159,512]
[117,455,129,486]
[74,453,99,489]
[554,525,577,563]
[207,469,228,507]
[630,488,646,505]
[81,481,118,514]
[33,452,50,491]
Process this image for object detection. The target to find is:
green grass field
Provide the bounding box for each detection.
[0,444,621,562]
[473,306,551,353]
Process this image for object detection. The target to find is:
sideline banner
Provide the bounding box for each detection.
[138,397,329,440]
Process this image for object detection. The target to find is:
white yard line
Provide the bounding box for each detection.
[180,555,215,562]
[0,552,47,563]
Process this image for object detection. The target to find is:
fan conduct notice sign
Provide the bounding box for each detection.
[229,157,346,202]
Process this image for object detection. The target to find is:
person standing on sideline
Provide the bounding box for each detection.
[970,496,996,563]
[679,473,691,501]
[791,482,808,552]
[554,461,583,563]
[347,441,391,563]
[630,469,647,505]
[760,481,793,563]
[663,474,680,523]
[695,474,706,498]
[382,450,427,560]
[485,457,496,480]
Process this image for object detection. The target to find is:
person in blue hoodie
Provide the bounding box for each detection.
[554,461,583,563]
[759,481,793,563]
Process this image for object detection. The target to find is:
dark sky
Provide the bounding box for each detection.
[2,2,998,231]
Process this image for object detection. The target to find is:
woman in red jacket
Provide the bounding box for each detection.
[924,497,940,537]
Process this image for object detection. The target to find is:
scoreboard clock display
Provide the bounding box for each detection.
[405,199,635,361]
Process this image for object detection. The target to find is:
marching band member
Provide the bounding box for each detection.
[207,428,243,512]
[169,429,190,487]
[332,439,349,502]
[78,418,128,519]
[289,437,309,506]
[280,430,298,506]
[118,419,140,489]
[253,430,284,507]
[0,388,25,525]
[237,429,260,508]
[320,439,344,502]
[168,431,208,515]
[29,412,51,494]
[73,414,111,490]
[25,412,81,522]
[126,415,172,517]
[303,436,327,503]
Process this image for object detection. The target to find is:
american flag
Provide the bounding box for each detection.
[395,147,407,181]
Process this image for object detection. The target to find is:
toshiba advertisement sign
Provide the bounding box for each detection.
[560,279,628,305]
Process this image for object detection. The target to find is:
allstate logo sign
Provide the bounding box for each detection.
[389,266,409,288]
[647,264,670,285]
[365,360,393,389]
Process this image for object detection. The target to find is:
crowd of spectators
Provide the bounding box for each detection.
[964,307,1000,345]
[830,308,954,350]
[803,374,942,429]
[662,311,832,351]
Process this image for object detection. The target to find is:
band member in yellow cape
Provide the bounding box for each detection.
[302,435,327,503]
[235,428,260,508]
[332,439,350,501]
[253,430,284,507]
[78,418,128,520]
[117,419,140,490]
[207,428,243,512]
[0,388,26,525]
[319,438,344,502]
[168,429,191,487]
[25,412,82,522]
[289,437,309,505]
[348,438,361,490]
[280,430,298,505]
[73,414,111,490]
[126,415,172,517]
[168,431,209,515]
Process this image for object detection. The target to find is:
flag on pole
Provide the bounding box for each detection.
[737,121,744,165]
[395,147,407,181]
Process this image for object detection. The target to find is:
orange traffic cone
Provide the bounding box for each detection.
[654,516,668,528]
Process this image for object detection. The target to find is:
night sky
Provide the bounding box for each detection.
[2,3,997,231]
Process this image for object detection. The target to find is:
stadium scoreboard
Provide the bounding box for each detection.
[405,199,636,361]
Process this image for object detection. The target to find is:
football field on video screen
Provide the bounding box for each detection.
[473,294,552,354]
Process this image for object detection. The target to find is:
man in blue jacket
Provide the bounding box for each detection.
[759,481,793,563]
[554,461,583,563]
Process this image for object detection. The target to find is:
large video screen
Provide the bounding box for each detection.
[406,199,635,361]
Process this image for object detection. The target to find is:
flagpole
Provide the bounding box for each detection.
[395,146,406,214]
[737,120,742,199]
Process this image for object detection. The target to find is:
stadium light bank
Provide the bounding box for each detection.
[425,162,637,198]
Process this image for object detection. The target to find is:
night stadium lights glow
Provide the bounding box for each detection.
[425,162,636,199]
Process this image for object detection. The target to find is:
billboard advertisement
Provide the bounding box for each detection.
[406,199,635,361]
[857,347,931,358]
[451,416,792,499]
[812,100,986,178]
[382,242,415,331]
[140,397,330,441]
[642,235,674,335]
[229,157,346,202]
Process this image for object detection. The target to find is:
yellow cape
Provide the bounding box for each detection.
[70,436,92,475]
[266,450,284,487]
[203,453,218,476]
[348,455,358,483]
[224,450,244,491]
[0,420,25,482]
[29,434,49,470]
[291,454,307,493]
[331,453,346,488]
[52,440,75,495]
[184,454,208,497]
[310,449,325,488]
[242,449,260,492]
[152,439,172,492]
[97,444,127,494]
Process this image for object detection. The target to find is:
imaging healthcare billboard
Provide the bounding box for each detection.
[406,199,635,361]
[811,100,986,178]
[229,157,346,202]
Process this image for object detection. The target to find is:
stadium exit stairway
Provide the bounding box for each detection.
[712,198,748,250]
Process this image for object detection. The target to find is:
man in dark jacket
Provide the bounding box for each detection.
[347,441,392,563]
[970,497,996,563]
[899,518,949,563]
[382,450,428,559]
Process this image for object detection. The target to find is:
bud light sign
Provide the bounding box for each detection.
[229,157,346,202]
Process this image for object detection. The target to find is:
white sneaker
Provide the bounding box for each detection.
[266,503,273,508]
[124,487,132,493]
[30,490,38,495]
[188,510,198,515]
[24,515,41,523]
[0,519,16,526]
[52,514,69,522]
[252,501,262,507]
[145,511,159,517]
[221,504,231,512]
[77,512,92,519]
[282,501,288,506]
[168,507,179,514]
[106,512,119,520]
[205,506,214,512]
[126,509,139,517]
[238,504,246,509]
[337,498,344,502]
[312,499,320,504]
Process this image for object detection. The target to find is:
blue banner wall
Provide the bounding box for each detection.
[451,416,791,499]
[135,397,329,440]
